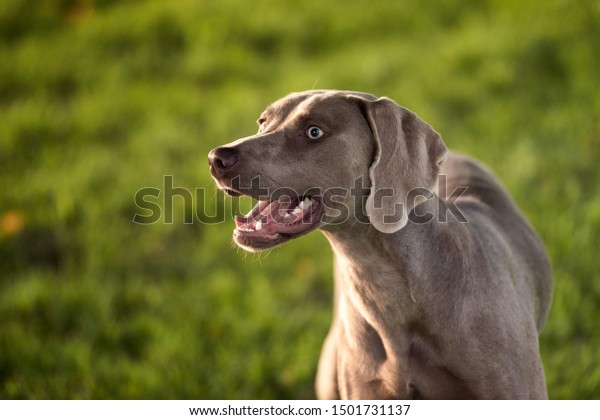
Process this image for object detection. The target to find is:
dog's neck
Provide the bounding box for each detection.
[320,197,465,349]
[323,222,419,343]
[321,221,420,327]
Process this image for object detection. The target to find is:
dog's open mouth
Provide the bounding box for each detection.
[233,195,324,251]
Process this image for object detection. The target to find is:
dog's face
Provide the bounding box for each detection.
[209,90,447,252]
[208,90,376,251]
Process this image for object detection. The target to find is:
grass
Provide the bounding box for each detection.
[0,0,599,399]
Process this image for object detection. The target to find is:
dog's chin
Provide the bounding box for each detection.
[231,195,325,252]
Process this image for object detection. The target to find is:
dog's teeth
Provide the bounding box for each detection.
[303,197,311,207]
[292,207,302,214]
[283,213,291,218]
[298,200,307,210]
[255,221,262,231]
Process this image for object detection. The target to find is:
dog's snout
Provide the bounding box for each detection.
[208,147,239,176]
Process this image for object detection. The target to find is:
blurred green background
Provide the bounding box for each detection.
[0,0,599,399]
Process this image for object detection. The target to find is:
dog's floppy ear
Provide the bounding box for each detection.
[350,96,448,233]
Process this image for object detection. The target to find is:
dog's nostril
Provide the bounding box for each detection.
[209,147,239,173]
[217,155,237,169]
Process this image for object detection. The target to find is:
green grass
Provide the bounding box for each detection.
[1,0,599,399]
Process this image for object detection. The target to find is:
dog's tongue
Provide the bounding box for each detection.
[234,197,318,236]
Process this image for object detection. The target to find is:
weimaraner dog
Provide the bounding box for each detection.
[208,90,552,399]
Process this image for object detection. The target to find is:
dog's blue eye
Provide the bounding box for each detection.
[307,126,323,140]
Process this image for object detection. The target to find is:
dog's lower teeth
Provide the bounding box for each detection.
[255,221,262,231]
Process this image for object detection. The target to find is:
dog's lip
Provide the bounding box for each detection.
[232,195,324,250]
[222,188,242,197]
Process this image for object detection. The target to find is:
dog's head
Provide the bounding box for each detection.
[209,90,447,251]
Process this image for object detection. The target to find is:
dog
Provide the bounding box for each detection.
[208,90,552,399]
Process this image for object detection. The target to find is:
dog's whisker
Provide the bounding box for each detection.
[311,76,320,90]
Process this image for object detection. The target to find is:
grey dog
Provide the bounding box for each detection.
[208,90,552,399]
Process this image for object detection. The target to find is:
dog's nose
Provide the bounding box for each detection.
[208,147,239,177]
